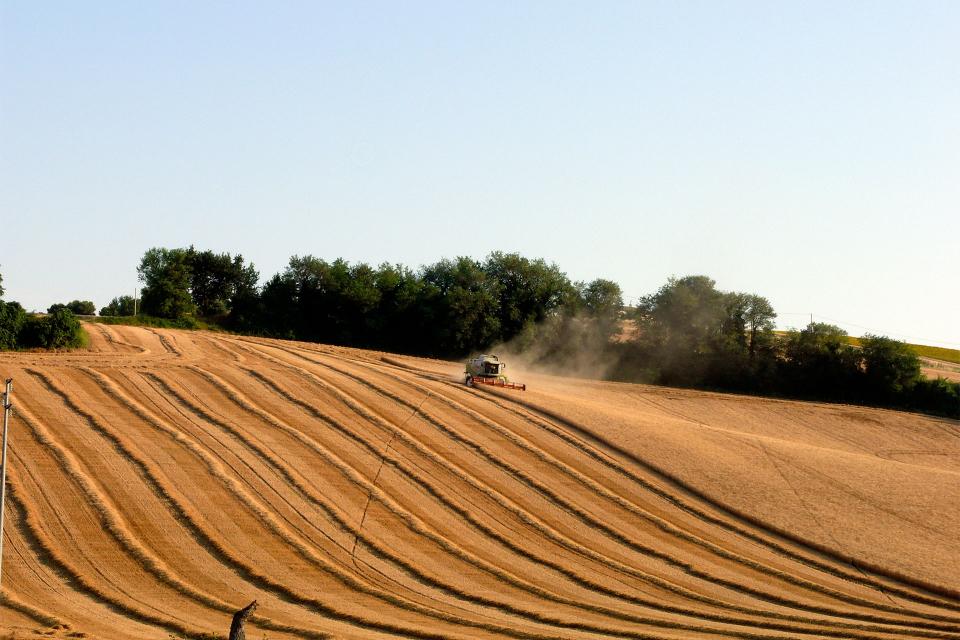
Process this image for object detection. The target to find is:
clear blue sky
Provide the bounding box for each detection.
[2,1,958,346]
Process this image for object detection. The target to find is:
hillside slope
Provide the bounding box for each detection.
[0,325,957,639]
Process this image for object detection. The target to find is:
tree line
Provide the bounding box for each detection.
[3,250,957,418]
[0,270,86,350]
[614,276,958,418]
[131,247,622,356]
[124,247,958,418]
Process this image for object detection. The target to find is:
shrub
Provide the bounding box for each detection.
[0,301,27,350]
[21,308,85,349]
[860,334,921,399]
[780,323,862,400]
[50,300,97,315]
[907,377,960,418]
[139,248,196,319]
[100,295,137,316]
[66,300,97,315]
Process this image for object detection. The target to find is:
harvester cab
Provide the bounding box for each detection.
[464,355,526,391]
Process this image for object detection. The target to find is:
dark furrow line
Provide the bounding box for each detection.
[194,364,923,640]
[374,350,960,606]
[271,344,959,625]
[177,367,847,640]
[12,391,344,640]
[144,329,180,356]
[4,479,212,640]
[4,496,74,610]
[369,357,956,615]
[12,400,242,614]
[84,363,714,640]
[89,323,120,352]
[322,346,960,618]
[33,368,522,640]
[225,340,960,634]
[625,388,960,604]
[238,365,960,640]
[151,369,538,629]
[0,591,63,629]
[439,365,960,608]
[91,323,147,354]
[9,406,196,626]
[350,392,431,565]
[155,370,517,628]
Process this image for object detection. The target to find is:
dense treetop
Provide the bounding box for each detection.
[100,295,137,317]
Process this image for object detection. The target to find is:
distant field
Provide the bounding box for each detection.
[842,336,960,365]
[908,344,960,364]
[772,331,960,366]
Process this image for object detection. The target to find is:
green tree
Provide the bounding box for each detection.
[630,276,778,388]
[100,295,137,316]
[138,248,196,319]
[781,322,861,399]
[908,377,960,418]
[860,334,921,397]
[483,252,574,344]
[256,272,299,338]
[187,248,259,317]
[65,300,96,315]
[331,259,381,345]
[547,277,622,339]
[783,322,848,366]
[421,257,501,355]
[369,263,424,352]
[22,307,84,349]
[635,275,727,384]
[742,294,776,358]
[581,279,624,319]
[272,256,383,345]
[0,271,25,350]
[638,276,725,343]
[0,301,26,350]
[719,292,776,358]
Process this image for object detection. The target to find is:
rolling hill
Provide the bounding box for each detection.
[0,324,957,639]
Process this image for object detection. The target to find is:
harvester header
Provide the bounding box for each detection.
[464,354,526,391]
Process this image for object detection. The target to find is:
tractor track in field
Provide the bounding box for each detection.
[237,340,955,622]
[0,324,956,639]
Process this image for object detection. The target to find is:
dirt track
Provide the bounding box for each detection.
[0,324,958,639]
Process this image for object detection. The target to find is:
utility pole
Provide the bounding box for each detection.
[134,287,138,316]
[0,378,12,589]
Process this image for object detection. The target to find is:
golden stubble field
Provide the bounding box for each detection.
[0,324,957,639]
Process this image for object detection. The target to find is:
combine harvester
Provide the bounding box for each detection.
[464,354,526,391]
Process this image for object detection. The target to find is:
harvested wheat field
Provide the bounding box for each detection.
[0,324,958,640]
[921,358,960,384]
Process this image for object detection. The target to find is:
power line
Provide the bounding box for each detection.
[775,313,960,348]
